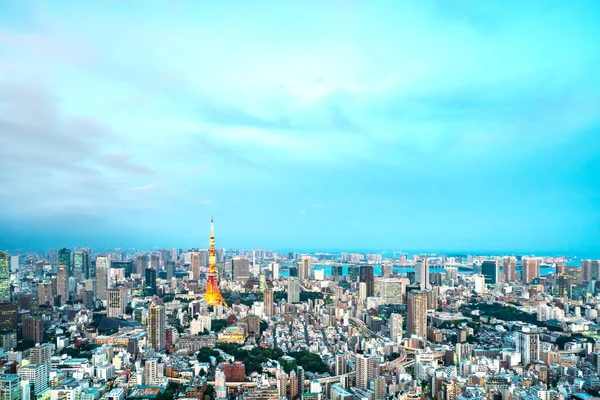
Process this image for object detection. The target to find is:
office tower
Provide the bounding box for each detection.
[359,265,374,297]
[232,258,250,281]
[73,251,89,280]
[171,248,178,262]
[58,248,71,276]
[299,256,312,283]
[557,275,572,298]
[359,282,367,301]
[348,265,359,282]
[18,364,48,396]
[581,259,592,282]
[481,260,499,285]
[148,303,166,350]
[22,317,43,343]
[264,289,274,317]
[0,374,21,400]
[37,283,52,306]
[407,291,428,338]
[0,303,17,332]
[415,258,430,290]
[503,256,517,283]
[166,261,175,280]
[389,313,403,343]
[473,275,485,294]
[204,218,228,307]
[355,353,375,389]
[144,269,157,295]
[288,278,300,303]
[289,370,298,400]
[522,257,540,284]
[160,249,170,265]
[190,252,201,280]
[95,255,110,301]
[335,352,347,375]
[10,255,18,273]
[107,287,128,318]
[0,251,9,302]
[382,263,392,278]
[57,265,68,304]
[380,278,408,305]
[136,254,148,276]
[150,253,159,270]
[517,328,539,366]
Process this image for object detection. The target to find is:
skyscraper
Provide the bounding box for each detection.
[190,252,201,280]
[144,268,157,296]
[73,251,90,280]
[232,258,250,281]
[503,256,516,283]
[0,251,9,302]
[288,278,300,303]
[517,328,539,366]
[22,316,43,343]
[481,260,499,285]
[95,255,110,302]
[0,303,17,332]
[204,218,227,307]
[355,352,375,389]
[148,303,166,351]
[522,257,540,284]
[58,248,71,276]
[166,261,175,280]
[264,289,274,318]
[56,265,68,305]
[359,265,374,297]
[107,287,128,318]
[407,291,428,339]
[415,258,430,290]
[299,256,312,283]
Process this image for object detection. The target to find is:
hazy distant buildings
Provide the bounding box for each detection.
[191,252,201,280]
[95,255,110,302]
[503,256,516,283]
[522,257,540,284]
[58,247,71,276]
[407,291,428,339]
[299,256,312,283]
[57,265,68,304]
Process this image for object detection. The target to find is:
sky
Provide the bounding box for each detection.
[1,1,600,254]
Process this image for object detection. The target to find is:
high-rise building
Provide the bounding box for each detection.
[382,263,392,278]
[0,303,17,332]
[380,278,408,305]
[58,248,71,276]
[232,258,250,281]
[148,303,166,351]
[18,364,48,396]
[190,252,201,280]
[389,313,403,343]
[407,291,428,339]
[57,265,68,304]
[166,261,175,280]
[288,278,300,303]
[503,256,517,283]
[22,317,43,343]
[0,374,21,400]
[0,251,9,302]
[522,257,540,284]
[30,344,52,366]
[270,263,280,280]
[95,255,110,302]
[136,254,148,276]
[358,282,367,301]
[144,358,158,385]
[276,374,287,399]
[107,287,128,318]
[517,328,539,366]
[359,265,374,297]
[299,256,312,283]
[557,275,572,298]
[264,289,274,318]
[415,258,430,290]
[144,268,157,296]
[481,260,499,285]
[374,376,387,400]
[289,370,298,400]
[355,353,375,389]
[335,352,347,375]
[172,248,178,263]
[10,256,19,273]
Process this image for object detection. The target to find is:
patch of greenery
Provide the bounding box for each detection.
[288,351,329,374]
[216,343,284,374]
[197,347,222,363]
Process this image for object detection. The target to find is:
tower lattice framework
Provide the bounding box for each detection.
[204,217,228,307]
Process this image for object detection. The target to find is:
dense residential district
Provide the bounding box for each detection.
[1,224,600,400]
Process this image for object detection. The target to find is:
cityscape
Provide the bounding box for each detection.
[2,1,600,400]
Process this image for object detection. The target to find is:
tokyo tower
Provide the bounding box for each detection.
[203,217,228,307]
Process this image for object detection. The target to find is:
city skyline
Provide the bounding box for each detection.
[1,1,600,253]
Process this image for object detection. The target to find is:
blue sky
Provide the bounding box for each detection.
[1,1,599,254]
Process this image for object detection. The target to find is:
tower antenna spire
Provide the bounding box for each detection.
[204,215,227,307]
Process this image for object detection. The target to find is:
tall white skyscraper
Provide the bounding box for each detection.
[288,278,300,303]
[389,313,403,343]
[517,328,539,366]
[355,353,375,389]
[415,258,430,290]
[95,255,110,301]
[10,255,19,273]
